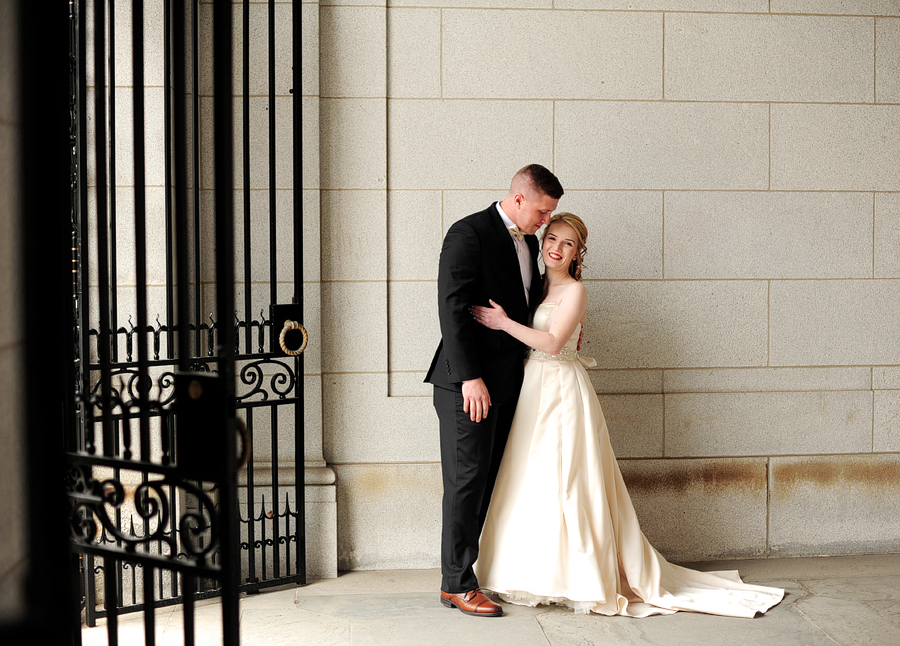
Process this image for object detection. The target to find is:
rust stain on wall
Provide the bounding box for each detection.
[621,460,763,495]
[771,457,900,502]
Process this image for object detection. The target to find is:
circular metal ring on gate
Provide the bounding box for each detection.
[279,320,308,356]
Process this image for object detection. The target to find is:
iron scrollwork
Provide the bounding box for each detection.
[237,358,297,402]
[66,464,219,565]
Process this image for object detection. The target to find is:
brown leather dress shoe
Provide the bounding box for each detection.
[440,588,503,617]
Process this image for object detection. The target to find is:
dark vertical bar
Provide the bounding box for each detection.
[243,0,252,354]
[271,406,280,577]
[19,0,81,639]
[213,0,240,639]
[292,0,306,582]
[108,0,119,362]
[143,566,156,646]
[94,0,115,456]
[164,0,175,359]
[192,0,202,358]
[105,557,119,646]
[268,0,277,306]
[183,574,195,646]
[173,0,190,369]
[133,0,151,461]
[77,0,95,457]
[246,407,257,583]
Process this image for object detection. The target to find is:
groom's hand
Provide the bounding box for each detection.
[462,378,491,423]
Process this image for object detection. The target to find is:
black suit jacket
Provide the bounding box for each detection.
[426,203,543,404]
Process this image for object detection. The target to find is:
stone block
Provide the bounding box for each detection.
[556,102,768,190]
[321,190,387,282]
[301,188,322,282]
[387,8,441,99]
[664,191,872,279]
[320,6,385,98]
[771,104,900,191]
[219,95,295,191]
[618,458,768,562]
[770,280,900,366]
[84,87,167,189]
[321,98,386,190]
[583,280,768,369]
[875,192,900,277]
[874,390,900,452]
[388,281,440,373]
[301,1,319,97]
[666,391,872,457]
[588,369,663,395]
[556,191,663,280]
[221,188,309,286]
[221,3,293,98]
[441,191,507,233]
[874,367,900,390]
[389,371,431,398]
[769,455,900,556]
[384,0,549,7]
[388,190,442,281]
[666,13,873,102]
[771,0,900,15]
[302,96,319,190]
[387,100,553,190]
[334,463,442,571]
[323,374,438,463]
[558,0,765,9]
[877,18,900,103]
[442,10,661,100]
[321,282,387,374]
[664,367,872,394]
[598,394,664,459]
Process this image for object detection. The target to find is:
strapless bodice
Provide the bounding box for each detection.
[527,302,594,365]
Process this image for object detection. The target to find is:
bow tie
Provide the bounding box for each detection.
[508,226,524,241]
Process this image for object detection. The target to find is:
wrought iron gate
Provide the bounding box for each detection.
[66,1,307,643]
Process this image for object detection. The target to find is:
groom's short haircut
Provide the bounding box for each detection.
[517,164,564,200]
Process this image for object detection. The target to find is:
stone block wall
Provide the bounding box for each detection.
[311,0,900,569]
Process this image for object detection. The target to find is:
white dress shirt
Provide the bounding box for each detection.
[496,202,532,305]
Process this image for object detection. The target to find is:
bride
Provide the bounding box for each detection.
[469,212,784,618]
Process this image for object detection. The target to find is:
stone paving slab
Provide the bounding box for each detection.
[81,555,900,646]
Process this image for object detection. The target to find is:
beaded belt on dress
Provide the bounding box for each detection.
[526,347,580,361]
[526,347,598,367]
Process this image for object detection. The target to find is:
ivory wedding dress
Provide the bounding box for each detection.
[474,302,784,618]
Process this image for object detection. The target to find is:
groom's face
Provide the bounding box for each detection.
[511,191,558,235]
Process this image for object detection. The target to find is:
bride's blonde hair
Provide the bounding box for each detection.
[544,212,588,281]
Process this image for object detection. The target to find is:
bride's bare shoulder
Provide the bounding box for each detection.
[560,281,587,301]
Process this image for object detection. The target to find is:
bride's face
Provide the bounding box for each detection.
[542,222,579,273]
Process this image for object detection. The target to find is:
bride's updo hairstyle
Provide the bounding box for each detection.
[545,212,588,281]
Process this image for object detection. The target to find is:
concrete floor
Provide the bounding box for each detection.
[82,553,900,645]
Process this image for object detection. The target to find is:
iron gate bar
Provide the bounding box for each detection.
[108,0,119,365]
[164,0,175,361]
[292,0,306,581]
[213,1,240,639]
[192,0,201,360]
[130,1,156,636]
[269,0,277,307]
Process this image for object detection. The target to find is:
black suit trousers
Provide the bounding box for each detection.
[434,383,520,593]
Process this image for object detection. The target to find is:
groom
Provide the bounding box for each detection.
[426,164,564,616]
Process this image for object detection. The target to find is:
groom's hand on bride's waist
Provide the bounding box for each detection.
[462,378,491,423]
